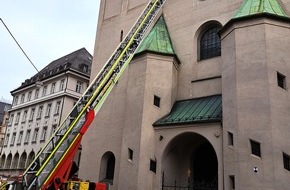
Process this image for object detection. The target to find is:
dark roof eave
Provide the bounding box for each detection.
[153,118,222,128]
[10,68,90,94]
[219,12,290,36]
[134,50,181,64]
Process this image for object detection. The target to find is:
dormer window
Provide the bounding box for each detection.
[80,64,89,73]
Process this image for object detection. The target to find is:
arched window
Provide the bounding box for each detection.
[0,154,6,168]
[200,25,221,60]
[12,153,19,169]
[19,152,27,169]
[27,151,35,167]
[5,153,12,169]
[106,155,115,180]
[99,151,115,184]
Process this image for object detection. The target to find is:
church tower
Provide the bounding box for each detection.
[79,0,290,189]
[220,0,290,189]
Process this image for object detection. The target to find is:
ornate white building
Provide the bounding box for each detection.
[0,48,92,179]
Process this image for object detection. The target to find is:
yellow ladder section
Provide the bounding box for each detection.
[22,0,167,189]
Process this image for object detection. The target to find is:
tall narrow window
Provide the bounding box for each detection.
[24,130,31,144]
[19,153,27,169]
[13,96,19,105]
[15,112,20,124]
[41,127,47,142]
[154,95,161,107]
[27,91,32,101]
[20,93,25,103]
[35,89,39,99]
[51,125,57,136]
[100,152,115,185]
[250,139,261,157]
[22,110,28,123]
[4,133,10,146]
[150,159,157,173]
[200,25,221,60]
[283,152,290,171]
[37,106,43,119]
[32,128,39,142]
[11,132,16,146]
[29,108,35,121]
[8,114,14,125]
[106,155,115,181]
[128,148,133,161]
[51,82,56,94]
[55,101,61,115]
[120,30,124,42]
[17,131,23,145]
[277,72,286,89]
[76,81,83,93]
[5,154,12,169]
[229,175,235,190]
[228,132,234,147]
[46,103,52,117]
[60,79,65,91]
[42,85,47,96]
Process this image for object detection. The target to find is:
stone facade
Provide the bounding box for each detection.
[79,0,290,189]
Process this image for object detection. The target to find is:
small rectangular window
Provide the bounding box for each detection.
[22,110,28,123]
[17,131,23,145]
[15,112,20,124]
[8,114,14,125]
[283,152,290,171]
[51,82,56,94]
[60,79,65,91]
[11,132,16,145]
[150,159,157,173]
[29,108,35,121]
[277,72,286,89]
[250,139,261,157]
[32,128,39,142]
[43,85,47,96]
[76,81,83,93]
[27,91,32,101]
[228,132,234,146]
[128,148,133,161]
[46,103,52,117]
[4,133,10,146]
[41,127,47,142]
[35,89,39,99]
[24,130,31,144]
[20,94,25,103]
[154,95,161,107]
[229,175,235,190]
[13,96,19,105]
[37,106,43,119]
[55,101,61,115]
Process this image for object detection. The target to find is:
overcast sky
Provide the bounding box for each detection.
[0,0,100,103]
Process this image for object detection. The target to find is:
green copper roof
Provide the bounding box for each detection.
[234,0,289,19]
[153,95,222,127]
[136,15,176,55]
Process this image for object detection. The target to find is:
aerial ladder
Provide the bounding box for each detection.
[6,0,167,189]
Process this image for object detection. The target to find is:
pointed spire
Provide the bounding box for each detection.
[234,0,289,19]
[135,15,176,56]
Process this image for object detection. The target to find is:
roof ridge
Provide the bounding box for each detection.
[135,15,176,55]
[234,0,289,19]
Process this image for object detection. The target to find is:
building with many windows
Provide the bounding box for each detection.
[0,102,11,155]
[78,0,290,189]
[0,48,92,178]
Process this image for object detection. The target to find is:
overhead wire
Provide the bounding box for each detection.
[0,18,39,73]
